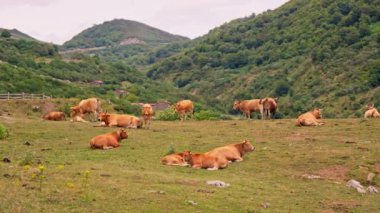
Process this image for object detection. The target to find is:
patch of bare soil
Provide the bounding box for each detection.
[317,165,349,181]
[286,132,306,141]
[0,115,15,124]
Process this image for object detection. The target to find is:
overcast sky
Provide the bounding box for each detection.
[0,0,288,44]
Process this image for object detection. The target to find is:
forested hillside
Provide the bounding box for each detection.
[147,0,380,117]
[62,19,189,49]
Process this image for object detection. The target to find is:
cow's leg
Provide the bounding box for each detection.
[207,167,218,171]
[103,146,113,150]
[234,157,243,162]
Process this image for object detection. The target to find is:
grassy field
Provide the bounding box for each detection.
[0,115,379,212]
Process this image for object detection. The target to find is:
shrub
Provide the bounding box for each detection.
[59,103,72,117]
[0,123,9,139]
[156,107,179,121]
[194,110,220,120]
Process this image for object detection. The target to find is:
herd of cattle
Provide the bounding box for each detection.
[41,97,379,170]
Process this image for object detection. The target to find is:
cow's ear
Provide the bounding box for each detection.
[275,97,279,102]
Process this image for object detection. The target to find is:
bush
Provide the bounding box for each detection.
[59,103,72,117]
[156,107,179,121]
[194,110,220,120]
[0,123,9,139]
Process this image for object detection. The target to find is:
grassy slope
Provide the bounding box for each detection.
[0,114,379,212]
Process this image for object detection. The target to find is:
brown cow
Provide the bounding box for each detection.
[141,104,154,129]
[295,108,325,127]
[90,128,128,149]
[98,112,142,128]
[233,99,264,119]
[161,153,188,166]
[206,140,255,163]
[174,100,194,121]
[259,97,278,119]
[71,98,101,121]
[364,104,380,119]
[42,111,66,121]
[182,151,228,170]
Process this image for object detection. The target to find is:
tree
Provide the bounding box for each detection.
[1,30,11,38]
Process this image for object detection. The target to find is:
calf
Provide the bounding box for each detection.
[98,112,142,128]
[174,100,194,121]
[43,111,66,121]
[182,151,228,170]
[90,128,128,149]
[141,104,154,129]
[206,140,255,162]
[161,153,187,166]
[364,104,380,119]
[259,98,278,119]
[71,98,101,121]
[296,108,325,126]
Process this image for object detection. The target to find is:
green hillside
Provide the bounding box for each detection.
[62,19,189,50]
[0,28,38,41]
[146,0,380,117]
[0,37,195,114]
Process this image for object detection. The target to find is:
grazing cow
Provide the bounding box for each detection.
[295,108,325,127]
[71,98,101,121]
[42,111,66,121]
[98,112,142,128]
[182,151,228,170]
[364,104,380,119]
[90,128,128,149]
[174,100,194,121]
[233,99,264,119]
[141,104,154,129]
[161,153,187,166]
[259,97,278,119]
[206,140,255,163]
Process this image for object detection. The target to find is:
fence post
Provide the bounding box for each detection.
[7,92,10,100]
[22,92,24,100]
[32,94,34,99]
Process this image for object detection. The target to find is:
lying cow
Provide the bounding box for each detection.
[233,99,263,119]
[259,98,278,119]
[98,112,142,128]
[295,108,325,127]
[182,151,228,170]
[90,128,128,149]
[161,153,187,166]
[71,98,101,122]
[206,140,255,163]
[141,104,154,129]
[42,111,66,121]
[174,100,194,121]
[364,104,380,119]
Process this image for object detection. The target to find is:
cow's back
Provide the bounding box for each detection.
[176,100,194,112]
[79,98,100,113]
[242,99,261,112]
[207,146,240,161]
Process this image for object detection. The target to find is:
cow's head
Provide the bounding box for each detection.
[233,100,241,110]
[70,106,80,118]
[242,140,255,152]
[98,112,111,126]
[173,103,180,112]
[312,108,322,119]
[367,104,374,110]
[118,128,128,140]
[182,151,192,162]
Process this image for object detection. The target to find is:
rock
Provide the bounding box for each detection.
[346,179,366,194]
[261,202,270,209]
[367,173,376,184]
[3,173,11,178]
[301,174,321,179]
[367,186,378,194]
[206,180,230,188]
[187,200,198,206]
[24,141,31,146]
[197,189,215,194]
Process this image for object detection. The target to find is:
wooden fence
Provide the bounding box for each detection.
[0,93,52,100]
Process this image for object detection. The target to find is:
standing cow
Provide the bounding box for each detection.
[364,104,380,119]
[233,99,264,120]
[71,98,101,122]
[259,97,278,119]
[174,100,194,121]
[141,104,154,129]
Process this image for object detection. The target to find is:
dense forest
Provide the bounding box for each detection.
[1,0,379,118]
[146,0,380,117]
